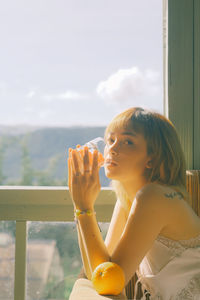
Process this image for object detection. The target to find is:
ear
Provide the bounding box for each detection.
[146,159,153,169]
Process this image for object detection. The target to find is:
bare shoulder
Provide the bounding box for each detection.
[139,183,200,240]
[137,182,186,203]
[135,182,173,208]
[134,182,184,224]
[128,183,173,228]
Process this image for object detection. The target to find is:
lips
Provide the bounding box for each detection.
[105,159,118,166]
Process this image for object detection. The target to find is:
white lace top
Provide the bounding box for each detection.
[135,233,200,300]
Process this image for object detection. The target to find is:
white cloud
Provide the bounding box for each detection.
[96,66,161,106]
[26,90,36,98]
[24,106,35,113]
[42,90,88,102]
[0,81,8,96]
[38,109,54,120]
[0,81,7,89]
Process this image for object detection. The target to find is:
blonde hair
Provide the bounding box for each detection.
[104,107,187,215]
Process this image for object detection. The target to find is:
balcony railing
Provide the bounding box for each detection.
[0,186,116,300]
[1,171,199,300]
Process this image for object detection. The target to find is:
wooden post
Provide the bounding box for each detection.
[14,221,27,300]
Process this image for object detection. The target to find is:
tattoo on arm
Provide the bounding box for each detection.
[164,191,184,200]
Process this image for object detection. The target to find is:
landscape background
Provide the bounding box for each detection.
[0,220,110,300]
[0,1,163,298]
[0,125,114,300]
[0,125,110,187]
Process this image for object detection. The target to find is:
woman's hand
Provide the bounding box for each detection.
[68,146,101,210]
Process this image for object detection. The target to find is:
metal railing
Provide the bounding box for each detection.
[0,186,116,300]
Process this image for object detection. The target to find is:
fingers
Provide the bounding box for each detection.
[83,146,90,175]
[68,148,73,192]
[68,148,81,194]
[68,146,99,181]
[91,149,99,174]
[68,148,73,157]
[68,147,76,192]
[83,147,99,176]
[68,157,72,193]
[71,150,81,176]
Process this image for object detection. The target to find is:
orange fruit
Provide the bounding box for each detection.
[91,262,125,296]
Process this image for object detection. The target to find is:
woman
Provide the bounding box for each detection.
[68,107,200,300]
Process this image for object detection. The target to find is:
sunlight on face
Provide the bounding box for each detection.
[104,128,151,183]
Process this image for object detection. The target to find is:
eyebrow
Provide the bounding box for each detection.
[110,131,137,137]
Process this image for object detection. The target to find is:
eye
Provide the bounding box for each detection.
[124,140,133,145]
[106,137,115,144]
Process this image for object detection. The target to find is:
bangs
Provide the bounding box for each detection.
[104,108,145,140]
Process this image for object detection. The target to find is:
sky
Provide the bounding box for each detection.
[0,0,163,127]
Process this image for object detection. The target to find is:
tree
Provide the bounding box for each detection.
[35,154,63,186]
[20,138,34,185]
[0,137,6,184]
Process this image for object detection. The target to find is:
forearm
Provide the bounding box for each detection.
[76,221,92,280]
[77,212,110,272]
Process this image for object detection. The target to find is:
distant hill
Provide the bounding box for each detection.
[0,125,42,136]
[0,126,111,186]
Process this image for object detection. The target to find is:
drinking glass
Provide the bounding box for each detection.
[76,137,105,170]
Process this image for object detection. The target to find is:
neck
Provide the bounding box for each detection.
[121,177,150,203]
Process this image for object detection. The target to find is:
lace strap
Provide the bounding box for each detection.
[176,274,200,299]
[156,234,200,250]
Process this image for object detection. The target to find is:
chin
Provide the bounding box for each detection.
[104,168,121,180]
[105,173,115,179]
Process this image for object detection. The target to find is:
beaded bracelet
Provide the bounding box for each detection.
[74,209,101,232]
[74,208,96,219]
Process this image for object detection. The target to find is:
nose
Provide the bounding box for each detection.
[111,149,118,156]
[107,141,119,155]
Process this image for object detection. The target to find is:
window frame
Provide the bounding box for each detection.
[163,0,200,169]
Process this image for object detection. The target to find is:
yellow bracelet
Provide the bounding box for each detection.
[74,209,101,232]
[74,209,96,219]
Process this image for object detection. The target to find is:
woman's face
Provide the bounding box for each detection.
[104,127,151,183]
